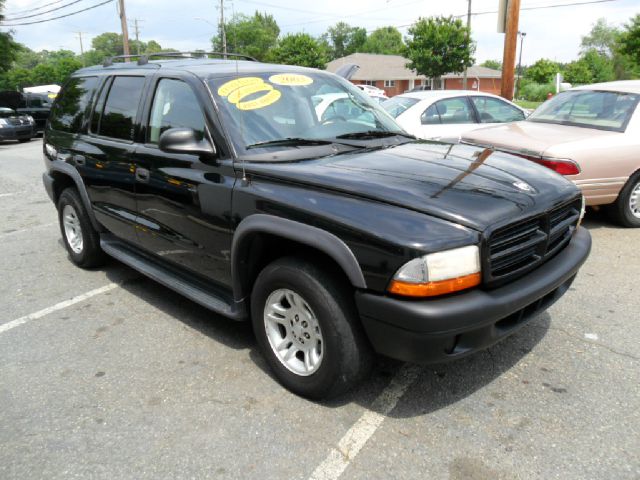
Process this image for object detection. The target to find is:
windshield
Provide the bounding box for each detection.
[0,108,16,118]
[528,90,639,132]
[208,72,404,156]
[381,96,420,118]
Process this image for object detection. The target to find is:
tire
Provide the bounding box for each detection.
[18,138,32,143]
[251,256,372,399]
[607,171,640,228]
[57,188,106,268]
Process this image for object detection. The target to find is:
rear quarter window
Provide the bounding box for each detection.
[50,76,99,133]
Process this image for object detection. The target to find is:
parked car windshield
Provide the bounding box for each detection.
[380,96,420,118]
[528,90,639,132]
[0,107,16,118]
[208,72,404,156]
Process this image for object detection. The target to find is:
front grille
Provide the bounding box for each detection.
[485,198,581,286]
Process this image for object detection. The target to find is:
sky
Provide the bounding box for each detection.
[1,0,639,65]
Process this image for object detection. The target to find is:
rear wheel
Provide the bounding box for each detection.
[251,256,372,399]
[57,188,106,267]
[608,172,640,228]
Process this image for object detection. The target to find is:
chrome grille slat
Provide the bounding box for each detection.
[486,199,581,285]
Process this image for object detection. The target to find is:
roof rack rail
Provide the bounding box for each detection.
[103,51,257,67]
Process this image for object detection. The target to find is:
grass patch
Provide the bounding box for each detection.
[515,100,543,110]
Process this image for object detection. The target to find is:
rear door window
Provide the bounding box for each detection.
[422,97,476,125]
[96,76,145,141]
[471,96,525,123]
[50,76,99,133]
[147,78,206,144]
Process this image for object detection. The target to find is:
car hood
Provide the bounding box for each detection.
[244,141,579,231]
[462,120,615,157]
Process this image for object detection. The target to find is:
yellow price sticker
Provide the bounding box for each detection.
[268,74,313,86]
[217,77,264,97]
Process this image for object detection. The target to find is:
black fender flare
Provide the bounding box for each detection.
[231,214,367,301]
[48,162,102,231]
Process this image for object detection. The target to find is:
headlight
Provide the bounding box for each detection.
[0,119,7,127]
[26,115,35,124]
[388,245,481,297]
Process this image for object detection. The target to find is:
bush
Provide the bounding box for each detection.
[519,82,556,102]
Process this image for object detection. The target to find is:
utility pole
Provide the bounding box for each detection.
[75,31,86,67]
[462,0,471,90]
[117,0,131,59]
[219,0,227,57]
[500,0,521,100]
[131,18,142,55]
[515,31,526,99]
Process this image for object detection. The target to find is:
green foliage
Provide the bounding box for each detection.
[480,59,502,71]
[214,11,279,61]
[91,32,124,57]
[404,16,475,78]
[525,58,560,84]
[520,82,556,102]
[563,60,593,84]
[581,18,620,57]
[270,33,328,69]
[617,14,640,66]
[361,26,404,55]
[323,22,367,59]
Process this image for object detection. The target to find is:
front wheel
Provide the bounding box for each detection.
[251,256,372,399]
[608,172,640,228]
[18,138,32,143]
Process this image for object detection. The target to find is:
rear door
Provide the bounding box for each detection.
[417,96,479,141]
[79,75,148,245]
[132,74,236,288]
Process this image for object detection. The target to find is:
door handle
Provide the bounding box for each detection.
[135,167,150,182]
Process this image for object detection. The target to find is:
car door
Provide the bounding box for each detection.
[417,97,478,141]
[79,74,148,245]
[132,74,236,289]
[469,96,526,128]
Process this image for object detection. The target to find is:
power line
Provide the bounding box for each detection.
[4,0,69,17]
[3,0,87,21]
[0,0,115,26]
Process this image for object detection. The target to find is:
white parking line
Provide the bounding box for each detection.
[0,193,17,198]
[0,222,57,239]
[308,363,422,480]
[0,283,119,335]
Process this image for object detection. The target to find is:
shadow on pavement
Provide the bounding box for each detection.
[103,257,550,417]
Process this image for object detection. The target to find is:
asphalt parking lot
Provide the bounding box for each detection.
[1,138,638,480]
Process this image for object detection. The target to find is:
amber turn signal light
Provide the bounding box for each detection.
[388,272,481,298]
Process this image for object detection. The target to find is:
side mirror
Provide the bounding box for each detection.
[158,128,216,157]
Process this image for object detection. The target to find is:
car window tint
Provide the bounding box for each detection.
[471,96,525,123]
[148,79,205,144]
[50,76,99,133]
[98,76,145,141]
[428,98,475,124]
[421,104,441,124]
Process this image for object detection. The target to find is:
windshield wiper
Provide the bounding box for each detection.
[336,130,415,140]
[246,138,334,150]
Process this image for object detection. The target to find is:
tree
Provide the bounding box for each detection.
[213,11,279,61]
[91,32,124,57]
[404,16,474,78]
[480,59,502,71]
[563,60,593,84]
[323,22,367,59]
[55,57,83,82]
[580,49,615,82]
[617,14,640,66]
[361,26,404,55]
[525,58,560,83]
[581,18,620,57]
[0,0,20,73]
[270,33,328,69]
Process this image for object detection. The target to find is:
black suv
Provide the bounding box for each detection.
[42,53,591,398]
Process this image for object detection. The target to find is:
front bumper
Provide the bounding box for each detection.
[356,227,592,364]
[0,126,34,140]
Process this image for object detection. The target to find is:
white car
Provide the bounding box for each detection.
[356,84,388,102]
[382,90,527,142]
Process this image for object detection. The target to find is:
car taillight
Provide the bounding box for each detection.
[514,153,580,176]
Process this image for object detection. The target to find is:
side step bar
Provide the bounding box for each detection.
[100,237,246,320]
